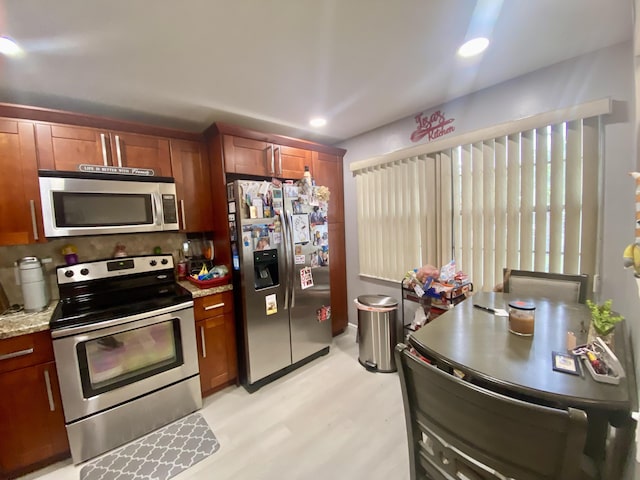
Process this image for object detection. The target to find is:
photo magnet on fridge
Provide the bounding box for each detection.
[265,294,277,315]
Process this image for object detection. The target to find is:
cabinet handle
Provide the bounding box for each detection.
[29,200,39,240]
[204,302,224,311]
[200,326,207,358]
[115,135,123,167]
[0,347,34,361]
[180,200,186,230]
[275,146,282,175]
[100,133,108,166]
[44,369,55,412]
[269,144,275,175]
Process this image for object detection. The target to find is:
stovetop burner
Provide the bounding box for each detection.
[50,254,192,331]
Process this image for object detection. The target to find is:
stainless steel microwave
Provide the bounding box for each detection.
[38,170,179,237]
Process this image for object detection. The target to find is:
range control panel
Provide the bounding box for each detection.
[57,255,175,285]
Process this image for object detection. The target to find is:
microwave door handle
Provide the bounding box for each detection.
[153,193,162,226]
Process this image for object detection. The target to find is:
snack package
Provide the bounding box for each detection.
[439,259,456,284]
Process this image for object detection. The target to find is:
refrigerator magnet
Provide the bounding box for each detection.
[316,305,331,322]
[300,267,314,289]
[284,185,299,198]
[292,214,310,244]
[265,294,277,315]
[295,254,305,265]
[273,232,282,245]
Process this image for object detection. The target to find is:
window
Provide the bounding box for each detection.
[351,101,606,290]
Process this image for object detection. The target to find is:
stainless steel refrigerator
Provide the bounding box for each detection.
[227,179,331,392]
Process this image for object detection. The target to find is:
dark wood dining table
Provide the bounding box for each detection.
[408,291,637,480]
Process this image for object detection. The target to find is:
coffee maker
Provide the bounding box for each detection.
[15,257,50,312]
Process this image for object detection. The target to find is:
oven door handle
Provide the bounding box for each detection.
[50,301,194,338]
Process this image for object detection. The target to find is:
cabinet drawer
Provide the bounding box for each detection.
[194,291,233,321]
[0,330,54,375]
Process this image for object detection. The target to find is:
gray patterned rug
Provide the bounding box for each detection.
[80,413,220,480]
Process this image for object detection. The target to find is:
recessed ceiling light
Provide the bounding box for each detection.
[0,36,21,57]
[457,37,489,58]
[309,117,327,128]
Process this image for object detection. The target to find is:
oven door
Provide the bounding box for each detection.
[52,302,198,423]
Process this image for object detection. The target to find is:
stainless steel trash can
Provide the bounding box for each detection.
[355,295,399,372]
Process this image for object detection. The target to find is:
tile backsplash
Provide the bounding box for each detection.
[0,232,186,305]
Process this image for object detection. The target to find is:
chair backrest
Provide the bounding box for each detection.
[395,344,590,480]
[503,269,588,304]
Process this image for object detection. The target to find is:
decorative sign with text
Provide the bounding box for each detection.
[410,110,456,143]
[78,164,155,176]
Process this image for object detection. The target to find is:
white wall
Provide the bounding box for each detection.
[341,40,636,318]
[339,39,639,478]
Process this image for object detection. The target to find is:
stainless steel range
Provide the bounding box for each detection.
[49,254,201,464]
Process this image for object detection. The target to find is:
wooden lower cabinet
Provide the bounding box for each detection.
[193,291,238,397]
[0,332,69,478]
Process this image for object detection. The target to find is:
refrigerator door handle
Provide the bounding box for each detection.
[287,212,296,309]
[279,210,289,311]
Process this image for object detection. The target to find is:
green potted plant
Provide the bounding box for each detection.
[586,299,624,337]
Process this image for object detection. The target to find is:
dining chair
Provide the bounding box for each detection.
[503,268,589,304]
[395,343,599,480]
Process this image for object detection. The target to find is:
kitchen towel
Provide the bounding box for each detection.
[80,413,220,480]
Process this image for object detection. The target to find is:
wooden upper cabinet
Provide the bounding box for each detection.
[312,151,344,224]
[276,145,312,180]
[36,123,172,176]
[110,131,172,177]
[0,119,44,245]
[170,139,213,232]
[222,135,270,177]
[36,124,109,171]
[221,134,312,180]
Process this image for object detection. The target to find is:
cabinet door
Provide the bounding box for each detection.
[0,362,69,477]
[312,151,344,223]
[196,315,231,396]
[170,139,213,232]
[0,119,44,245]
[222,135,270,177]
[35,123,109,171]
[111,132,172,177]
[276,145,312,180]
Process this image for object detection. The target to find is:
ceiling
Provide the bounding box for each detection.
[0,0,632,145]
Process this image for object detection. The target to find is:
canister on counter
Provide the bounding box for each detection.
[508,300,536,336]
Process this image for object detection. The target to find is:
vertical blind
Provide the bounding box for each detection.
[353,115,601,291]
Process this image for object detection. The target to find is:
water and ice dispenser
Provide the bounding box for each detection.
[254,249,279,290]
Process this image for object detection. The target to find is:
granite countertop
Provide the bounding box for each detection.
[0,282,233,341]
[0,302,58,340]
[178,280,233,298]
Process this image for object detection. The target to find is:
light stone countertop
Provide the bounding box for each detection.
[0,282,233,340]
[177,280,233,298]
[0,302,58,340]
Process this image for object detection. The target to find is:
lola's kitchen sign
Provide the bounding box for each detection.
[410,110,456,143]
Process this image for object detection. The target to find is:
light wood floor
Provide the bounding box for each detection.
[21,327,410,480]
